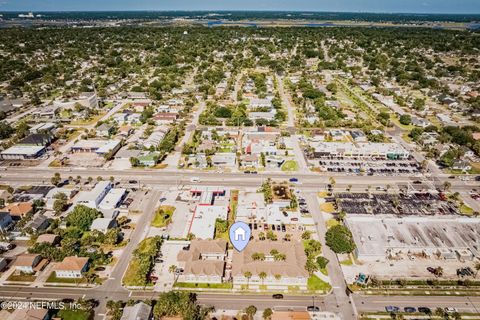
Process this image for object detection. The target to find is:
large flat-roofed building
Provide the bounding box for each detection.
[236,191,300,225]
[188,205,228,239]
[99,188,126,210]
[232,240,309,290]
[0,145,46,160]
[309,142,410,160]
[346,216,480,262]
[75,181,112,209]
[70,139,121,156]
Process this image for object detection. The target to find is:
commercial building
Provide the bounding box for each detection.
[236,191,300,225]
[70,139,121,156]
[75,181,112,209]
[18,133,53,147]
[188,205,228,240]
[99,188,126,210]
[0,145,46,160]
[211,153,237,167]
[308,142,410,160]
[346,216,480,262]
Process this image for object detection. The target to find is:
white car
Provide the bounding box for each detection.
[445,307,458,314]
[190,177,200,183]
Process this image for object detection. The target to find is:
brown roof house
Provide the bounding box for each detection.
[55,256,89,279]
[3,202,33,220]
[232,240,309,290]
[177,239,227,284]
[36,234,59,245]
[0,308,49,320]
[14,253,42,274]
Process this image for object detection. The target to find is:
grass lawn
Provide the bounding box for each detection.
[391,116,415,131]
[320,202,335,213]
[174,282,233,289]
[7,273,36,282]
[340,258,354,266]
[307,275,332,292]
[151,205,175,228]
[460,204,474,216]
[46,272,87,284]
[281,160,299,172]
[70,113,106,126]
[326,219,340,229]
[49,159,63,167]
[320,268,329,276]
[57,309,93,320]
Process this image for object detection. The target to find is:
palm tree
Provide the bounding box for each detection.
[259,272,267,286]
[274,274,281,281]
[329,177,336,190]
[443,181,451,192]
[244,271,252,288]
[435,266,444,277]
[168,265,177,274]
[245,305,257,320]
[435,307,445,318]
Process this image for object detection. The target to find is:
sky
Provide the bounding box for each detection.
[0,0,479,14]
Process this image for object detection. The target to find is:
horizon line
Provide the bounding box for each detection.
[1,10,480,15]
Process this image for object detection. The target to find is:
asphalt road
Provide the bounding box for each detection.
[2,285,480,316]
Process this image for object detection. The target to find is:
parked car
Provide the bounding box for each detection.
[418,307,431,314]
[307,306,320,312]
[272,294,284,299]
[385,306,400,312]
[289,178,299,183]
[404,307,416,313]
[445,307,458,313]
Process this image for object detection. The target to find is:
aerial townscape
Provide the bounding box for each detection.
[0,2,480,320]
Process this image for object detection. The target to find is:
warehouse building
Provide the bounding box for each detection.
[346,216,480,262]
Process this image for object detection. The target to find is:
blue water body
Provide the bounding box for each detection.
[469,23,480,29]
[208,20,257,27]
[304,22,335,27]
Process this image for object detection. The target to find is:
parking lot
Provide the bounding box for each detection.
[334,192,459,216]
[153,240,189,291]
[311,157,421,175]
[342,256,478,282]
